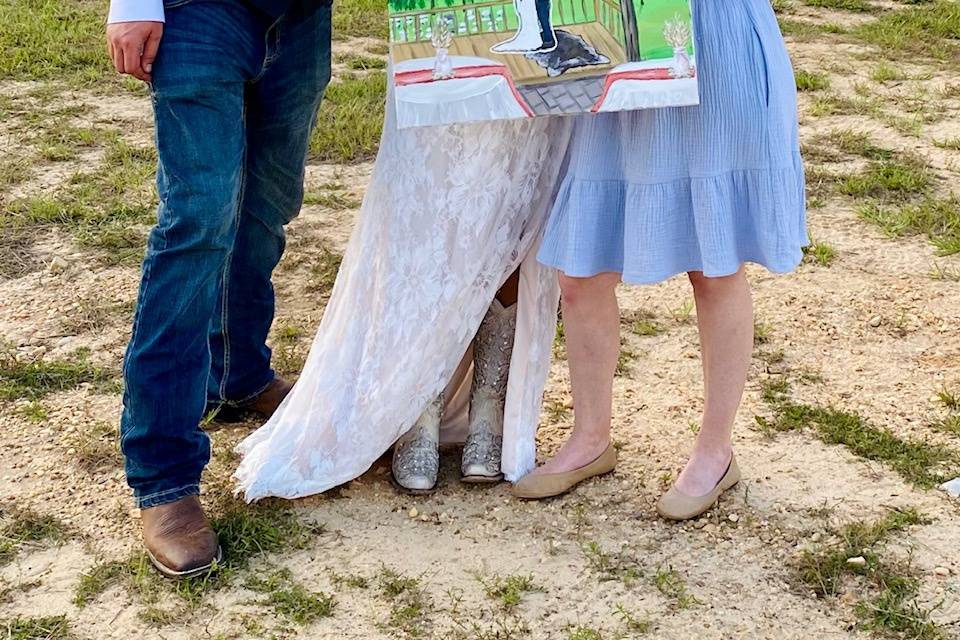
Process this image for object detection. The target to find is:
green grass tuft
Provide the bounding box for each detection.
[803,0,877,13]
[0,615,72,640]
[310,73,387,164]
[803,240,837,266]
[0,347,117,401]
[213,504,324,572]
[838,158,932,201]
[653,566,700,610]
[0,509,66,566]
[246,569,337,625]
[2,137,157,263]
[855,2,960,61]
[478,573,543,609]
[759,381,959,488]
[859,196,960,257]
[795,508,943,640]
[0,0,115,86]
[333,0,387,40]
[74,505,326,613]
[796,507,925,598]
[795,69,831,92]
[73,560,127,607]
[377,567,432,636]
[581,542,643,586]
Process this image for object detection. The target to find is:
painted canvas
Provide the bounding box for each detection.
[388,0,698,128]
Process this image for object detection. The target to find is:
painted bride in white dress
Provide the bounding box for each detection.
[492,0,556,54]
[233,79,572,501]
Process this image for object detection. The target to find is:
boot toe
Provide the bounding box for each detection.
[461,463,502,480]
[141,496,220,578]
[396,474,435,491]
[149,531,220,575]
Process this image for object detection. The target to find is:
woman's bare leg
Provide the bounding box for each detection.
[529,272,621,476]
[674,267,753,496]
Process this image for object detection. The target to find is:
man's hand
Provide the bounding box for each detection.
[107,21,163,83]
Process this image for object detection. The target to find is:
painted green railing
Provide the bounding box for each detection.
[388,0,694,62]
[389,0,622,45]
[390,1,515,43]
[596,0,624,46]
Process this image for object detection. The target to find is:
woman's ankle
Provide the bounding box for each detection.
[533,429,610,474]
[690,439,733,464]
[567,429,612,456]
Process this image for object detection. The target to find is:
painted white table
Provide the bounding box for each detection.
[594,59,700,113]
[394,56,532,128]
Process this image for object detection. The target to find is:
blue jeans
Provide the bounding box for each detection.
[536,0,555,45]
[121,0,332,509]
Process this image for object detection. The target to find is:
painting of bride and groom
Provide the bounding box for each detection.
[389,0,700,126]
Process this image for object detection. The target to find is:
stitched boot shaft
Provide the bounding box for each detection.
[462,301,517,478]
[393,394,442,491]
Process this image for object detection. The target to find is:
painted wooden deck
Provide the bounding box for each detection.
[391,23,626,86]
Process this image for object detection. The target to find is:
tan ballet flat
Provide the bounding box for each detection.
[656,455,741,521]
[512,444,618,500]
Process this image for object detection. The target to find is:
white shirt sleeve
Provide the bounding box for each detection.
[108,0,165,23]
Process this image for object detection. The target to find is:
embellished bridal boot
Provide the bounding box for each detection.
[462,301,517,483]
[392,394,443,494]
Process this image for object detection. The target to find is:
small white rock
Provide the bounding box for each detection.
[934,567,951,578]
[847,556,867,568]
[868,315,883,328]
[728,513,740,523]
[48,257,69,274]
[408,507,419,519]
[940,477,960,498]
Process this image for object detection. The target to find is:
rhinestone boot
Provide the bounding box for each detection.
[392,394,442,494]
[462,300,517,482]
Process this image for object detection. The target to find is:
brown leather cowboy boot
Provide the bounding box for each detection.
[141,496,221,579]
[245,377,294,417]
[206,377,295,425]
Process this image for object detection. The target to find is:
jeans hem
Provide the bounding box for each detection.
[134,483,201,509]
[234,376,275,406]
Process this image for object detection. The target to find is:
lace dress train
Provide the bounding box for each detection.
[233,84,572,501]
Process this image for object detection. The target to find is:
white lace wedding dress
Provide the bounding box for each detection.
[233,82,572,501]
[491,0,548,53]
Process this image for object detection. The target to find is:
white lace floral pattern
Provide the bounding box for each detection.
[233,81,573,501]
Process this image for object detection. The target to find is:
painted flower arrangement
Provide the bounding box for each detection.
[663,14,694,79]
[431,16,456,80]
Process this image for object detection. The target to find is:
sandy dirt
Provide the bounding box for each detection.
[1,8,959,640]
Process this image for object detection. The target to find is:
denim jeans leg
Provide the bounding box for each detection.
[536,0,555,44]
[208,2,333,403]
[121,0,265,508]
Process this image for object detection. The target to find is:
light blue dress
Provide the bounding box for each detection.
[538,0,807,284]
